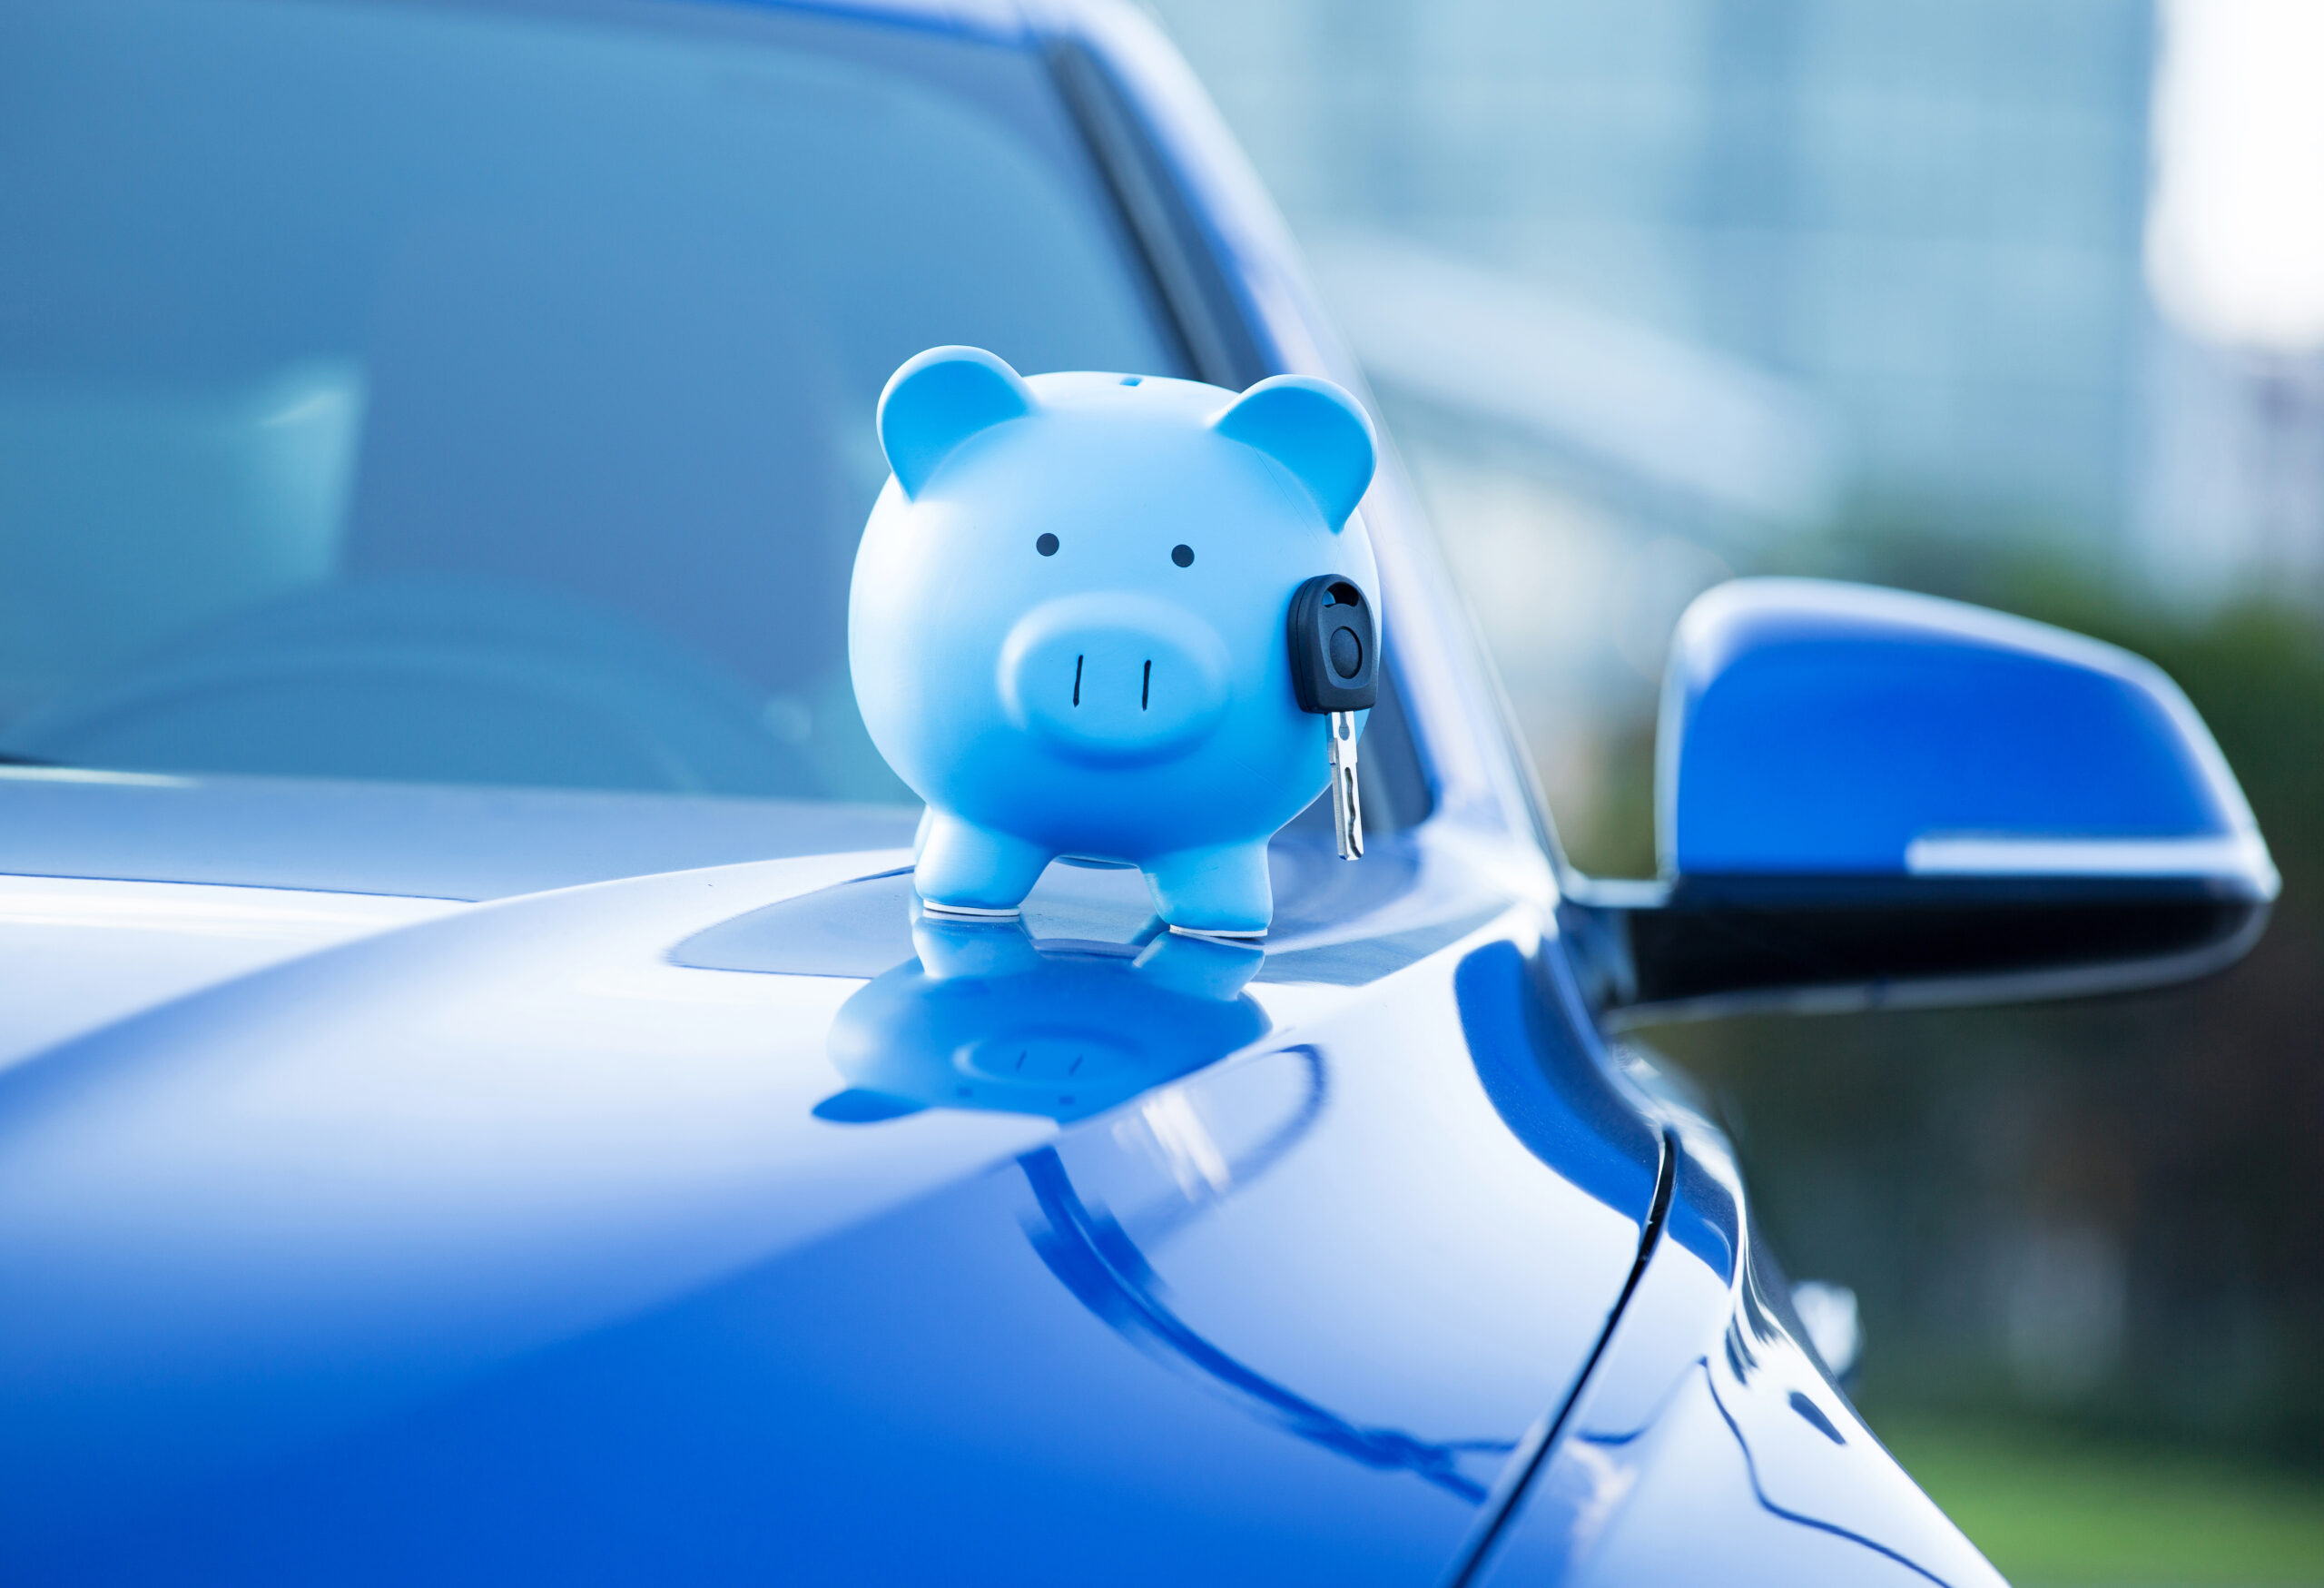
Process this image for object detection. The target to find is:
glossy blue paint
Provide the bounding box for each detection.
[1664,579,2272,888]
[1016,1110,1527,1504]
[0,838,1649,1582]
[1452,941,1659,1227]
[1468,1088,2006,1588]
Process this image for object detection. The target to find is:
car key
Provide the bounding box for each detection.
[1285,576,1380,860]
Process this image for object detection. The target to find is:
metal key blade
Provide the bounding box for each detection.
[1328,710,1364,859]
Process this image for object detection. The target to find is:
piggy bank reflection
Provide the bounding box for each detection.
[817,914,1268,1125]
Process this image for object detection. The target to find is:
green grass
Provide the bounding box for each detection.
[1872,1416,2324,1585]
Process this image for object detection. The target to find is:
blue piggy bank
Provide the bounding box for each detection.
[850,347,1380,935]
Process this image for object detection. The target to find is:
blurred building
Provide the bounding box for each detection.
[2142,340,2324,600]
[2140,0,2324,603]
[1149,0,2161,547]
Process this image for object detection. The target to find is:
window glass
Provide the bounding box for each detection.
[0,0,1186,799]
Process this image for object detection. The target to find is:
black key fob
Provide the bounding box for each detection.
[1286,576,1378,715]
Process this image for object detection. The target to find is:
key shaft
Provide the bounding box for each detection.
[1328,710,1364,859]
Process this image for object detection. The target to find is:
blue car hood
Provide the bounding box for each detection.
[0,771,1665,1586]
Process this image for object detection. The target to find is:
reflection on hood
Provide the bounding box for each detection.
[819,912,1269,1124]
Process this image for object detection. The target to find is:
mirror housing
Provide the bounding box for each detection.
[1567,579,2277,1020]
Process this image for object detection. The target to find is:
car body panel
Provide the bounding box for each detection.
[0,827,1654,1581]
[1469,1098,2004,1588]
[0,872,463,1069]
[0,764,921,900]
[1661,579,2270,881]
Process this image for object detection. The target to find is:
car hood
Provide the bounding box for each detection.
[0,772,1663,1586]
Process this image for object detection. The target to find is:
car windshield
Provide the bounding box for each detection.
[0,0,1188,802]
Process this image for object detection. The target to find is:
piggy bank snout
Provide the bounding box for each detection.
[998,594,1232,766]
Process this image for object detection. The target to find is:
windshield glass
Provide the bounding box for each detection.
[0,0,1187,801]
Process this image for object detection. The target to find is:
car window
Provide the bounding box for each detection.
[0,0,1189,801]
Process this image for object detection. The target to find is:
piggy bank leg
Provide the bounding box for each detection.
[1145,842,1273,936]
[915,813,1051,917]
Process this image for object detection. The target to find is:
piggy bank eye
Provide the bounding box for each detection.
[1171,544,1195,567]
[1036,533,1059,557]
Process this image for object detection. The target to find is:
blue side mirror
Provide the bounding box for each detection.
[1568,579,2277,1017]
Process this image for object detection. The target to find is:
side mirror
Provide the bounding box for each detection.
[1567,579,2277,1018]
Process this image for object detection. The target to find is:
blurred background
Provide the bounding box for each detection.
[1141,0,2324,1580]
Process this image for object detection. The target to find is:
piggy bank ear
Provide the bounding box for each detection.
[1209,375,1376,530]
[878,346,1036,498]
